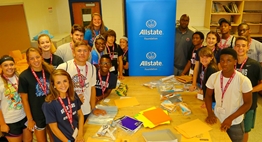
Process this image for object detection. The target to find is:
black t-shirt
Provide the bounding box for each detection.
[196,46,221,64]
[44,54,64,68]
[236,58,262,110]
[188,46,203,71]
[200,63,218,102]
[122,50,129,76]
[95,71,117,97]
[42,95,82,142]
[106,43,123,75]
[18,67,51,128]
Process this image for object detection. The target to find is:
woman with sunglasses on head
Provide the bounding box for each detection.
[84,13,108,47]
[18,47,54,142]
[90,34,107,68]
[0,55,32,142]
[38,34,64,68]
[42,69,84,142]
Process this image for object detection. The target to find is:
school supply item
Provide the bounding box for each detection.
[115,116,143,133]
[143,107,172,125]
[134,107,170,128]
[88,105,118,125]
[114,97,139,108]
[95,124,117,141]
[175,76,192,83]
[161,100,177,112]
[115,83,128,96]
[174,119,212,139]
[179,103,191,115]
[142,129,178,142]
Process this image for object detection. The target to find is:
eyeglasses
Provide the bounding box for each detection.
[100,62,111,66]
[238,29,249,33]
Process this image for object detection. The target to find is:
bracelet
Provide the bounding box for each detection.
[92,108,97,112]
[68,140,71,142]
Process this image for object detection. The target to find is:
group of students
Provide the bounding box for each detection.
[0,13,129,142]
[175,14,262,142]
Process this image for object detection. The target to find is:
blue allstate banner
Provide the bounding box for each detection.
[126,0,176,76]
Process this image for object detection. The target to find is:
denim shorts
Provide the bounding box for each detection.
[227,121,244,142]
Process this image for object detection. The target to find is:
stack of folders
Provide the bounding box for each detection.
[134,107,172,128]
[114,116,143,133]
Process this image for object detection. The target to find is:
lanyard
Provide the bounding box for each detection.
[219,36,230,49]
[106,44,115,60]
[3,75,18,91]
[73,60,88,90]
[98,71,110,98]
[123,49,128,57]
[220,71,236,104]
[235,57,248,72]
[58,96,74,130]
[31,68,47,95]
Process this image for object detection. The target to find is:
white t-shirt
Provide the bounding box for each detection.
[55,43,74,62]
[206,71,252,125]
[0,76,25,123]
[218,35,235,49]
[57,59,96,115]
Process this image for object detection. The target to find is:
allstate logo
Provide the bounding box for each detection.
[146,52,157,60]
[146,20,157,28]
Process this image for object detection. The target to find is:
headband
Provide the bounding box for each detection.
[120,37,128,42]
[0,56,15,65]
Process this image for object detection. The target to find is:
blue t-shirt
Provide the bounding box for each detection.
[42,95,82,142]
[84,27,108,47]
[95,71,117,97]
[90,49,105,65]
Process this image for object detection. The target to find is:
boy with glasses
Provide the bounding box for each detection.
[95,54,117,102]
[238,23,262,66]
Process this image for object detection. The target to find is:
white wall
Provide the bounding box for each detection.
[0,0,207,41]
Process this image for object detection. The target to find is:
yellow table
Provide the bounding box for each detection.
[83,77,232,142]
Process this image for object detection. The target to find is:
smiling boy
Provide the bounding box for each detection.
[233,36,262,142]
[95,54,117,102]
[205,48,252,142]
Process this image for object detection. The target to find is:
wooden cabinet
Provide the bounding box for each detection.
[204,0,262,38]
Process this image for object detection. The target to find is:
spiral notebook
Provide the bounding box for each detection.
[116,116,143,133]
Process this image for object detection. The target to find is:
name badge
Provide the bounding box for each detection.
[216,107,225,114]
[189,69,194,75]
[72,128,78,139]
[110,66,115,72]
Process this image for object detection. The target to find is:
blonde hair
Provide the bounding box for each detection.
[45,69,75,103]
[86,13,107,37]
[26,47,54,74]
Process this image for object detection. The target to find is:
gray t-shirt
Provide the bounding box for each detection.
[174,27,194,70]
[55,42,74,62]
[248,39,262,63]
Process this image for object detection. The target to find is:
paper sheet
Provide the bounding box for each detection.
[114,97,139,108]
[134,107,170,128]
[174,119,212,138]
[143,107,172,125]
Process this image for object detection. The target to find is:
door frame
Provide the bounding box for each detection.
[68,0,101,25]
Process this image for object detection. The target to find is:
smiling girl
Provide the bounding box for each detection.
[18,47,54,142]
[42,69,84,142]
[190,31,221,91]
[38,34,64,68]
[0,55,32,142]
